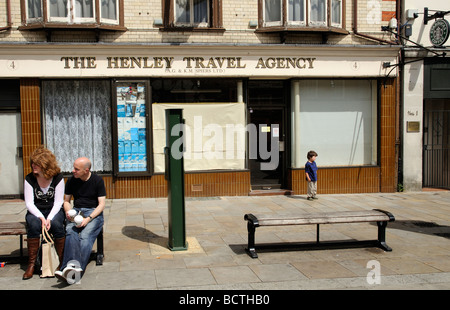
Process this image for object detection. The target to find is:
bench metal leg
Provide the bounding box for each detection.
[316,224,320,243]
[96,229,104,265]
[20,234,24,259]
[377,221,392,251]
[245,222,258,259]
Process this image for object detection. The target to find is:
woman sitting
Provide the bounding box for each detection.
[23,146,65,280]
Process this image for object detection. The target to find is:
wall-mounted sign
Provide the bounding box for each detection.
[407,121,421,133]
[430,19,450,47]
[0,46,399,78]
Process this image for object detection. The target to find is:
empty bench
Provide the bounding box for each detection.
[0,221,104,265]
[244,209,395,258]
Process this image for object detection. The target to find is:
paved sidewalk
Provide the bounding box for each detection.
[0,191,449,290]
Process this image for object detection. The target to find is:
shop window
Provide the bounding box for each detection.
[297,80,377,167]
[151,79,238,103]
[151,79,244,173]
[112,80,153,176]
[259,0,344,30]
[161,0,223,30]
[0,80,20,112]
[21,0,125,30]
[43,80,113,173]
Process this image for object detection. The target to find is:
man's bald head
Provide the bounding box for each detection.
[72,157,92,181]
[75,157,92,170]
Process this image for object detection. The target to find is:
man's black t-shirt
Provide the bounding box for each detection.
[65,173,106,209]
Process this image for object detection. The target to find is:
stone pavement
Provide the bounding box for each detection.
[0,191,449,291]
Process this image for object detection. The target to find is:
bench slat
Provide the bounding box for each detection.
[251,210,391,226]
[0,222,26,235]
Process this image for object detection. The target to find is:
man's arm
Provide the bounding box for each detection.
[90,196,106,220]
[79,196,106,227]
[63,194,73,220]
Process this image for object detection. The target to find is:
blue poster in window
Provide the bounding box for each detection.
[116,83,147,172]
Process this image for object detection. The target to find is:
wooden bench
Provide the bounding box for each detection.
[0,222,27,260]
[244,209,395,258]
[0,221,104,265]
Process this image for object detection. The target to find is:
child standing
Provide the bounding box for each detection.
[305,150,318,200]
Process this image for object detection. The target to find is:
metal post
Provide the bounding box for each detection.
[165,109,188,251]
[316,224,320,243]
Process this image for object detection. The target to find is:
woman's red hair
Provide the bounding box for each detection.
[30,146,61,179]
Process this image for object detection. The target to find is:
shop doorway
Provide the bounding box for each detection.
[0,80,23,199]
[0,112,23,198]
[248,108,285,189]
[247,80,287,190]
[423,99,450,189]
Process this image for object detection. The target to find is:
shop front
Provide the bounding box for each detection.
[1,44,399,198]
[422,57,450,189]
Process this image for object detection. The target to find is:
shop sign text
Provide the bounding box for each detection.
[60,56,316,72]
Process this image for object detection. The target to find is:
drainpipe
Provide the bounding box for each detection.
[0,0,12,32]
[353,0,398,45]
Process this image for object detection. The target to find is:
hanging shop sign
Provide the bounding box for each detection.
[429,19,450,47]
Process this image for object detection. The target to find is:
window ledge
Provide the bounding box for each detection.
[159,26,225,33]
[256,26,349,35]
[19,23,127,32]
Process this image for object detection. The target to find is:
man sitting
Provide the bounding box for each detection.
[55,157,106,284]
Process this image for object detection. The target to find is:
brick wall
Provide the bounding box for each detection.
[0,0,397,44]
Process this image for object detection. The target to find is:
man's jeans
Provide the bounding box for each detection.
[61,208,103,272]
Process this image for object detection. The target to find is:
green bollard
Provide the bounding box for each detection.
[165,109,188,251]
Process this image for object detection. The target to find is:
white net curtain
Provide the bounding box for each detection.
[43,80,113,173]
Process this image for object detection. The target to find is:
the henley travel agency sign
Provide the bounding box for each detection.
[4,53,396,77]
[60,55,317,73]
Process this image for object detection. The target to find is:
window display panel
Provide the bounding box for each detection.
[299,79,377,167]
[152,102,246,172]
[113,80,152,176]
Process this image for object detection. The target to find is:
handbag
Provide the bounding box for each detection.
[40,226,60,278]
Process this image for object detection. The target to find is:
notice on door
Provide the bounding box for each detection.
[272,127,279,137]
